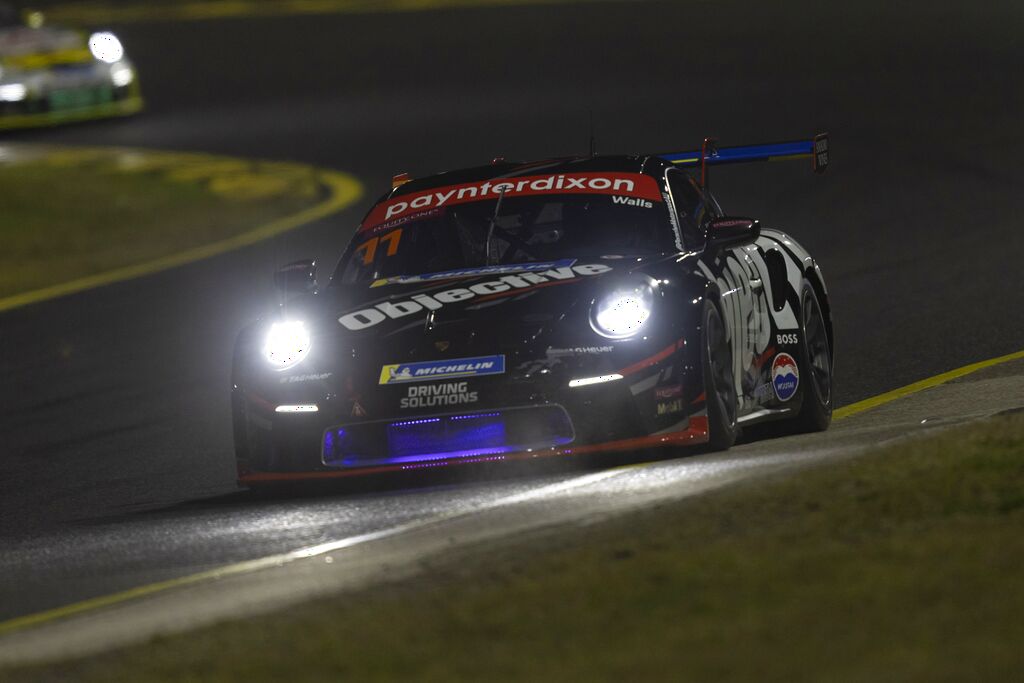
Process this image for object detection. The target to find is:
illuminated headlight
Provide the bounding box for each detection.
[263,321,311,369]
[0,83,27,102]
[89,32,124,63]
[110,62,134,87]
[591,283,653,339]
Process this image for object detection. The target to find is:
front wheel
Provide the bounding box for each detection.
[791,280,833,432]
[702,300,738,450]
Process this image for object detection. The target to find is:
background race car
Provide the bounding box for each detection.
[0,2,141,129]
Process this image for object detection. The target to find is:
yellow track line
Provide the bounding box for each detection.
[0,469,627,638]
[833,349,1024,420]
[0,557,291,637]
[0,161,363,314]
[44,0,626,25]
[0,349,1021,638]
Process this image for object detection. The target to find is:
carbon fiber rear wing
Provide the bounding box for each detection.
[659,133,829,187]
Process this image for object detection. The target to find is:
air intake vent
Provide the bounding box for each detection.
[323,405,574,469]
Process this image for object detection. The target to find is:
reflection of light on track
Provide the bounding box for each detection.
[0,468,628,637]
[4,348,1021,639]
[576,449,852,502]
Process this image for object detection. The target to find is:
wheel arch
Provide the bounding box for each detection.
[803,264,834,370]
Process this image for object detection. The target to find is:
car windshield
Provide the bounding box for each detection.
[337,175,677,284]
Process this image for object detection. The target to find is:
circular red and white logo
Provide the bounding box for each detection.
[771,352,800,402]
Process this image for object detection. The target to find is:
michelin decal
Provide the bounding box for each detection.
[380,355,505,385]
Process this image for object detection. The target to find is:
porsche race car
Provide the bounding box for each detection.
[231,135,834,483]
[0,3,141,129]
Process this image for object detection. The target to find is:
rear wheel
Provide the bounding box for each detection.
[792,280,832,432]
[702,300,738,450]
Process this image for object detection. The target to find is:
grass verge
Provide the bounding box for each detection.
[8,412,1024,682]
[0,145,325,301]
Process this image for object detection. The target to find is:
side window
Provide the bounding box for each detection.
[665,169,708,250]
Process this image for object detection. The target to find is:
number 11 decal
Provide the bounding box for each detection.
[356,228,403,265]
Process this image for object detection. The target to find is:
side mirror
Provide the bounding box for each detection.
[707,217,760,248]
[274,259,317,297]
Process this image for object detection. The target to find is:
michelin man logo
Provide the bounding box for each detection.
[389,366,414,382]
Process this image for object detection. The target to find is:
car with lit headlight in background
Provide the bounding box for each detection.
[231,134,834,483]
[0,2,141,129]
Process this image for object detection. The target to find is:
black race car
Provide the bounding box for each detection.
[231,135,833,483]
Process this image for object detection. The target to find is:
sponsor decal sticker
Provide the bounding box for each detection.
[771,352,800,401]
[361,172,663,233]
[654,384,684,400]
[656,398,685,416]
[362,207,443,237]
[351,400,368,418]
[339,263,612,331]
[611,195,653,208]
[400,382,478,409]
[776,332,799,345]
[369,259,576,288]
[379,354,505,385]
[547,345,614,356]
[280,372,332,384]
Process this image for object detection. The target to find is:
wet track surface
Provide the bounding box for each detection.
[1,0,1023,622]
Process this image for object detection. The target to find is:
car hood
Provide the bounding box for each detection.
[316,257,669,343]
[0,26,84,59]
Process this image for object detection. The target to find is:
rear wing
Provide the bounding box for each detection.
[659,132,829,187]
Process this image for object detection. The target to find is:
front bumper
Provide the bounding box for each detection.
[0,64,142,129]
[235,338,709,483]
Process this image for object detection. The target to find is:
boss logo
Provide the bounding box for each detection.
[776,333,799,345]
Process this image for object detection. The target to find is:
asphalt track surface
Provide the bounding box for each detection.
[1,0,1022,624]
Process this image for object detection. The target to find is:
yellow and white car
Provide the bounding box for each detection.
[0,4,142,129]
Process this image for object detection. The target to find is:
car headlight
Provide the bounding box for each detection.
[591,282,653,339]
[89,32,124,63]
[0,83,26,102]
[110,62,134,87]
[263,321,311,369]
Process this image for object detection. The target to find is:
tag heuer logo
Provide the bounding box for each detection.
[434,341,451,352]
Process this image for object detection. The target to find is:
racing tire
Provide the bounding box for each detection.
[702,300,738,450]
[231,390,254,478]
[792,280,833,432]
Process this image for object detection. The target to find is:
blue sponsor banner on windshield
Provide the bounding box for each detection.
[379,354,506,385]
[370,260,575,288]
